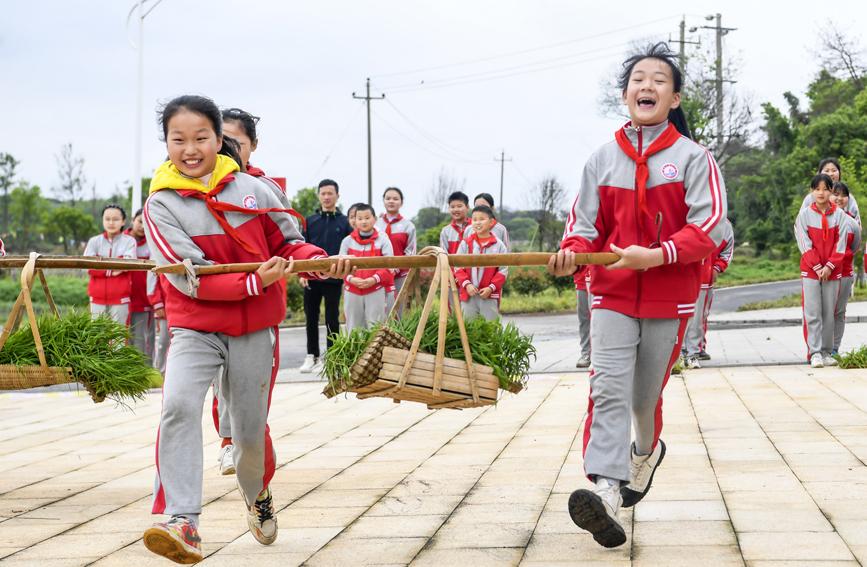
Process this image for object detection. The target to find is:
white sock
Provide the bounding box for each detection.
[175,514,199,529]
[633,446,651,463]
[596,476,619,489]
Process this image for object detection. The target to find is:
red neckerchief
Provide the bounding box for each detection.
[469,232,498,251]
[185,173,305,261]
[451,219,468,235]
[244,163,305,229]
[123,228,146,247]
[382,214,403,236]
[351,229,379,246]
[811,202,837,242]
[614,122,681,245]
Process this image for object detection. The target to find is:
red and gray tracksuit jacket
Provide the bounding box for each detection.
[574,267,591,292]
[454,234,508,302]
[375,215,416,280]
[561,120,727,319]
[338,229,394,296]
[462,219,510,253]
[84,232,137,305]
[143,157,327,337]
[701,219,734,289]
[794,202,852,281]
[123,228,159,313]
[841,212,862,278]
[440,219,471,254]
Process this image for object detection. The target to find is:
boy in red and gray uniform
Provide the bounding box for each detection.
[340,204,394,330]
[455,205,507,321]
[796,173,852,368]
[440,191,471,253]
[548,44,726,548]
[682,219,733,368]
[125,209,158,361]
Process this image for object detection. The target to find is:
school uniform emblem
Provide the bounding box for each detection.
[243,195,257,210]
[661,163,678,179]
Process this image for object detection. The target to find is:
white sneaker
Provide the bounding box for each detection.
[218,444,235,476]
[824,355,838,367]
[568,478,626,548]
[811,353,824,368]
[244,485,277,545]
[312,358,324,374]
[575,353,591,368]
[621,440,665,507]
[683,356,701,370]
[299,354,317,373]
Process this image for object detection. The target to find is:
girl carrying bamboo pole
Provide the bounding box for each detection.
[141,94,352,564]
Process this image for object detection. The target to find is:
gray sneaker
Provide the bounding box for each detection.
[575,353,591,368]
[683,356,701,370]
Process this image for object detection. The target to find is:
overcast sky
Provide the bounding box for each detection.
[1,1,862,219]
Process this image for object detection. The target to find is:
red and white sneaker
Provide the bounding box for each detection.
[143,516,203,564]
[243,485,278,545]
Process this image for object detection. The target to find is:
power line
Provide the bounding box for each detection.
[370,108,492,165]
[376,45,665,95]
[369,15,683,80]
[376,40,638,92]
[378,95,495,158]
[312,101,366,180]
[510,160,536,188]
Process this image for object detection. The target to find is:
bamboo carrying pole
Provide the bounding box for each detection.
[150,252,619,275]
[0,252,619,274]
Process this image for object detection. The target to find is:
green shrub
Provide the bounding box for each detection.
[0,275,89,308]
[837,345,867,369]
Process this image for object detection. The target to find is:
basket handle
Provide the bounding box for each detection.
[0,253,53,375]
[446,266,480,404]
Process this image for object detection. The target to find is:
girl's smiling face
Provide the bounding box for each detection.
[166,110,222,178]
[622,57,681,127]
[222,120,257,171]
[383,190,402,215]
[833,190,849,209]
[821,162,841,183]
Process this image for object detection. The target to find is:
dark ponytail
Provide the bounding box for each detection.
[158,95,243,169]
[668,107,692,139]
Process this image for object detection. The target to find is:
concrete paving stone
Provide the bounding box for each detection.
[410,546,524,566]
[275,506,368,528]
[830,520,867,546]
[219,526,342,553]
[7,531,141,559]
[746,562,861,567]
[641,481,723,502]
[0,557,104,567]
[782,451,864,467]
[632,545,745,566]
[365,493,466,516]
[810,498,867,522]
[342,514,447,539]
[522,533,631,563]
[462,485,553,507]
[0,518,78,547]
[791,466,867,483]
[387,477,478,498]
[738,531,855,561]
[304,536,428,566]
[430,521,536,549]
[633,499,730,522]
[290,488,387,509]
[446,503,543,525]
[198,553,311,567]
[318,471,409,490]
[632,519,737,546]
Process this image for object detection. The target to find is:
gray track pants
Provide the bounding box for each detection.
[154,318,171,375]
[212,365,232,438]
[576,289,591,356]
[682,288,711,357]
[152,326,278,517]
[802,278,840,358]
[344,288,386,331]
[583,309,687,484]
[388,276,407,317]
[461,295,499,321]
[90,303,129,326]
[834,276,854,352]
[129,311,154,363]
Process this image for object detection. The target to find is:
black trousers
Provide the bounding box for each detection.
[304,282,343,357]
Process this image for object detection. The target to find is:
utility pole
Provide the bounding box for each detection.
[701,14,737,158]
[494,150,511,212]
[352,79,385,205]
[669,15,699,74]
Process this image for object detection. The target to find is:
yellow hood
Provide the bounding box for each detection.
[150,154,240,194]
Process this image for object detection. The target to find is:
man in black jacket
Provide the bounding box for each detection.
[299,179,353,373]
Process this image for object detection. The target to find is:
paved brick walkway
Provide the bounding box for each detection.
[2,367,867,566]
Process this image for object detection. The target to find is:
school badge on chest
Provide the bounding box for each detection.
[243,195,257,210]
[661,163,678,180]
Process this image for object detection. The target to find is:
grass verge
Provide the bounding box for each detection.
[837,345,867,368]
[737,284,867,312]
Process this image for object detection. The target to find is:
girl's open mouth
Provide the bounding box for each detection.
[637,98,656,109]
[183,159,203,167]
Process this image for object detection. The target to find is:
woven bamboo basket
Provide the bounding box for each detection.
[0,253,77,394]
[347,246,498,410]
